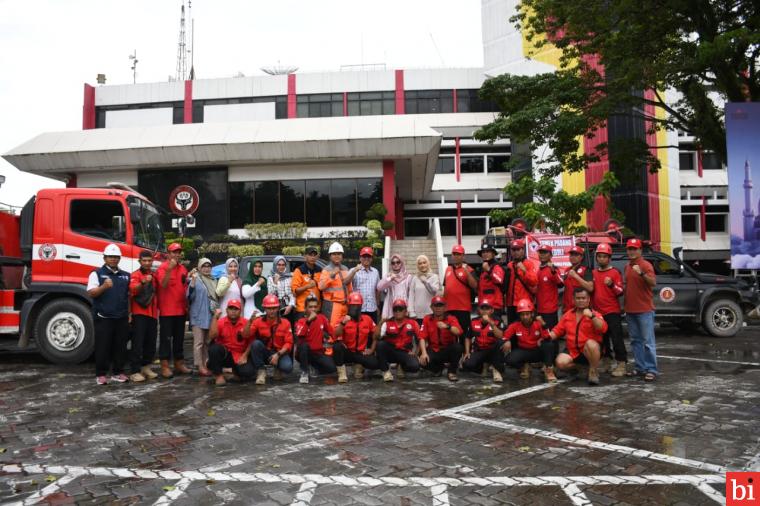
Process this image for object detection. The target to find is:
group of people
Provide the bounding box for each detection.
[89,236,659,387]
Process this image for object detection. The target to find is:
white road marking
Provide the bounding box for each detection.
[430,484,450,506]
[443,412,729,474]
[7,472,83,506]
[695,482,725,504]
[176,393,212,416]
[657,354,760,367]
[151,478,192,505]
[562,484,592,506]
[290,481,317,506]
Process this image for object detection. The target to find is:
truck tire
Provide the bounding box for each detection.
[34,298,94,364]
[702,299,743,338]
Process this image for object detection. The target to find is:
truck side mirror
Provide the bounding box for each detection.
[128,202,141,223]
[112,215,126,240]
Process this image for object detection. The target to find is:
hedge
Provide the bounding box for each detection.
[229,244,265,257]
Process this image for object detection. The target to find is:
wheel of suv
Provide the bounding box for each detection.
[34,298,95,364]
[702,299,743,338]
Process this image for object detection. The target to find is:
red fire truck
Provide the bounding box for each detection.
[0,183,165,363]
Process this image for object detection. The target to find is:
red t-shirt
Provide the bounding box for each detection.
[383,318,419,351]
[156,261,188,317]
[505,259,538,307]
[215,316,253,363]
[339,315,375,352]
[444,265,474,311]
[294,314,333,354]
[562,264,592,311]
[419,314,462,352]
[129,268,158,319]
[478,263,505,309]
[552,309,607,359]
[535,264,563,313]
[592,267,624,315]
[624,258,656,313]
[504,320,549,350]
[469,317,505,350]
[250,317,294,352]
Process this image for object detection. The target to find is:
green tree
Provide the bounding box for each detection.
[477,0,759,233]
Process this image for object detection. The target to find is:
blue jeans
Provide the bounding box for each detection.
[626,312,658,375]
[250,340,294,374]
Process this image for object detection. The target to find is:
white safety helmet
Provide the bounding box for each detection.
[328,242,344,254]
[103,243,122,257]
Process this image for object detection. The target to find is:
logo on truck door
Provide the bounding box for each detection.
[659,287,676,303]
[37,243,57,262]
[169,185,200,216]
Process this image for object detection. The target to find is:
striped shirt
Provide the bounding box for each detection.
[353,266,380,312]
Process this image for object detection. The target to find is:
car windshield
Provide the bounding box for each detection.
[129,197,165,252]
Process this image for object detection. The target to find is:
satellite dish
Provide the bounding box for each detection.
[260,65,298,75]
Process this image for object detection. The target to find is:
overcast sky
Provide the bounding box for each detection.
[0,0,484,208]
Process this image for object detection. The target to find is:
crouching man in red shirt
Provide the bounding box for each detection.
[250,294,295,384]
[462,299,507,383]
[374,299,421,382]
[294,295,337,384]
[418,296,464,382]
[504,299,557,383]
[548,287,608,385]
[207,299,255,386]
[334,292,380,382]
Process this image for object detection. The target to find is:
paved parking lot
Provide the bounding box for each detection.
[0,326,758,505]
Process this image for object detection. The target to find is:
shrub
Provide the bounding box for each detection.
[371,242,384,250]
[229,244,265,257]
[208,233,241,242]
[261,239,300,253]
[366,203,387,221]
[382,220,394,231]
[366,219,383,232]
[282,245,320,256]
[198,242,237,255]
[244,222,307,239]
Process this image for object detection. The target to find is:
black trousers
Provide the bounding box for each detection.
[463,343,505,373]
[376,341,420,372]
[538,311,559,330]
[506,341,557,368]
[296,345,337,374]
[602,312,627,362]
[424,342,464,374]
[159,315,186,360]
[130,315,157,372]
[332,342,380,370]
[207,343,255,378]
[449,310,471,342]
[94,316,129,377]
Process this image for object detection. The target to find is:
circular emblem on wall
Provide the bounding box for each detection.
[169,185,200,216]
[659,287,676,303]
[38,243,57,262]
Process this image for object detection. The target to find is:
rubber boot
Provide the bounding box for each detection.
[160,360,173,378]
[337,365,348,383]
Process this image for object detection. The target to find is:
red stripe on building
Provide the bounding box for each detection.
[82,84,95,130]
[455,137,461,183]
[343,92,348,116]
[184,80,193,123]
[383,160,396,239]
[287,74,297,118]
[456,200,462,244]
[394,70,405,114]
[644,89,661,248]
[452,88,458,113]
[697,146,704,177]
[700,196,707,241]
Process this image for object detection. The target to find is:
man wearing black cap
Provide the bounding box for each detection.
[477,243,506,322]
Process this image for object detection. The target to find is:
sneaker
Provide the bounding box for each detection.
[353,364,364,379]
[383,370,394,382]
[111,373,129,383]
[129,372,146,383]
[96,375,108,385]
[309,366,319,378]
[611,361,627,377]
[599,357,611,373]
[255,369,267,385]
[587,368,600,386]
[519,363,531,379]
[543,366,558,383]
[299,372,310,384]
[447,372,458,382]
[140,366,158,380]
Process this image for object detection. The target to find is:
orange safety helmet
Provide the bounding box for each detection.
[348,292,364,305]
[516,298,534,313]
[595,243,613,255]
[262,294,280,308]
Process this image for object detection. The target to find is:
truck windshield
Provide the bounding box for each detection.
[129,197,165,252]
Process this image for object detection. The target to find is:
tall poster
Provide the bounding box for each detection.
[727,103,760,269]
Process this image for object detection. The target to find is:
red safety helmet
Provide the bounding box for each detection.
[262,294,280,309]
[595,243,613,255]
[359,246,374,257]
[167,242,182,252]
[391,299,407,309]
[626,238,643,249]
[431,296,446,306]
[511,239,525,249]
[348,292,364,305]
[226,299,242,310]
[569,246,584,255]
[479,299,494,308]
[451,244,465,255]
[516,298,534,313]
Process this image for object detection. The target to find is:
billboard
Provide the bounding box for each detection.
[526,234,576,271]
[727,103,760,269]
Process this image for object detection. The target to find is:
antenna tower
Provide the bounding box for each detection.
[175,1,187,81]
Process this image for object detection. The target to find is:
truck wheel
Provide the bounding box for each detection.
[702,299,743,338]
[34,298,94,364]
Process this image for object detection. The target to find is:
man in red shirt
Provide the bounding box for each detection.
[418,296,464,381]
[562,246,594,313]
[156,242,190,378]
[443,244,477,337]
[504,239,538,324]
[504,299,557,383]
[623,238,658,381]
[535,244,564,329]
[374,299,421,382]
[250,294,294,384]
[591,243,627,377]
[207,299,256,386]
[548,287,608,385]
[294,296,337,384]
[334,292,380,381]
[477,243,505,321]
[462,299,507,383]
[128,250,159,382]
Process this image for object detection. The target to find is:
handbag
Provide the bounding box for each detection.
[134,281,154,309]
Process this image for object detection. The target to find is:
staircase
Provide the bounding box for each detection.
[388,239,439,274]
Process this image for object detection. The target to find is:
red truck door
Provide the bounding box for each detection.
[31,196,63,283]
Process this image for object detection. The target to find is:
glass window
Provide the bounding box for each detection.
[681,214,698,233]
[702,152,723,170]
[404,219,430,237]
[435,158,456,174]
[280,181,305,223]
[70,199,126,243]
[173,105,184,124]
[462,218,487,236]
[487,155,510,173]
[439,219,457,236]
[254,181,279,223]
[297,103,309,118]
[332,101,344,117]
[679,152,695,171]
[129,197,165,251]
[306,180,331,227]
[357,178,382,223]
[332,180,357,226]
[275,97,288,119]
[229,182,254,228]
[652,256,681,275]
[460,156,485,173]
[705,214,726,232]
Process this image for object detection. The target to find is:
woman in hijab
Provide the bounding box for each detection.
[242,259,267,319]
[268,255,295,323]
[408,254,441,325]
[377,254,412,320]
[216,258,242,313]
[187,257,218,376]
